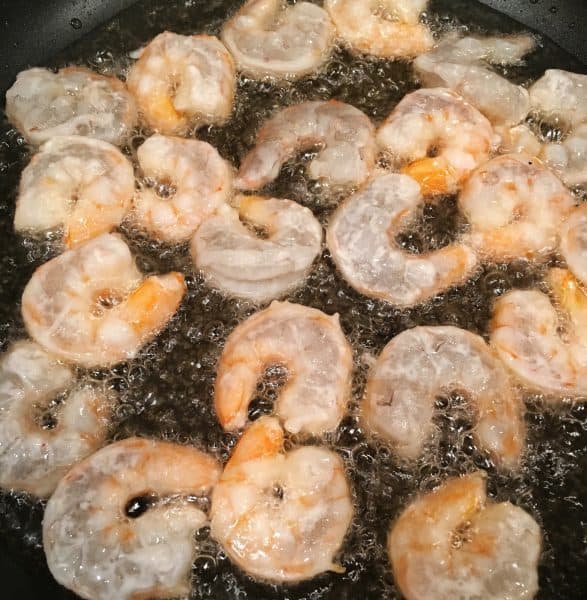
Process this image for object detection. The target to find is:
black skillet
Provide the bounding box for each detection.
[0,1,586,598]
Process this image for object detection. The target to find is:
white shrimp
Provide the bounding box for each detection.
[133,134,233,243]
[127,32,236,135]
[414,33,536,126]
[21,233,186,368]
[328,173,477,307]
[191,195,322,302]
[377,88,495,195]
[388,471,541,600]
[210,416,353,582]
[490,268,587,397]
[15,136,134,248]
[324,0,433,59]
[43,437,221,600]
[0,340,113,497]
[215,301,352,435]
[221,0,335,79]
[540,123,587,188]
[5,67,137,146]
[458,154,576,260]
[363,326,524,468]
[236,100,377,190]
[561,204,587,285]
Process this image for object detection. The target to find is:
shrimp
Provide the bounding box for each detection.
[127,32,236,135]
[133,134,233,243]
[221,0,335,79]
[490,267,587,397]
[210,416,353,582]
[5,67,137,146]
[561,204,587,285]
[388,471,541,600]
[363,326,524,468]
[15,136,134,249]
[43,437,221,600]
[0,340,112,497]
[235,100,377,190]
[324,0,433,59]
[21,233,186,368]
[540,123,587,188]
[327,173,477,307]
[414,33,536,126]
[458,154,576,261]
[215,301,352,435]
[191,195,322,302]
[377,88,495,195]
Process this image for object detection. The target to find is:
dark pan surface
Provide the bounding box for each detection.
[1,1,587,599]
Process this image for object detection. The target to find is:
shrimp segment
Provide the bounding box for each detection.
[377,88,495,195]
[325,0,433,58]
[215,301,352,435]
[221,0,334,79]
[127,32,236,134]
[236,100,376,190]
[15,136,134,248]
[459,154,576,260]
[133,134,233,243]
[560,204,587,285]
[327,174,478,307]
[21,233,186,368]
[210,417,353,582]
[0,341,112,497]
[191,195,322,302]
[43,438,221,600]
[388,472,541,600]
[363,326,524,468]
[5,67,137,146]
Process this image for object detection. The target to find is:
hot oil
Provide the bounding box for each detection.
[0,0,586,598]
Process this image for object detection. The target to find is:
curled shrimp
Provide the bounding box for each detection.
[221,0,335,79]
[15,136,134,248]
[133,134,233,243]
[490,267,587,397]
[458,154,576,261]
[0,341,113,497]
[540,123,587,188]
[5,67,137,146]
[210,416,353,582]
[21,233,186,368]
[377,88,495,195]
[561,204,587,285]
[363,326,524,468]
[414,33,536,126]
[215,301,352,435]
[191,195,322,302]
[236,100,377,190]
[127,32,236,135]
[388,471,541,600]
[327,173,478,307]
[43,437,221,600]
[325,0,433,59]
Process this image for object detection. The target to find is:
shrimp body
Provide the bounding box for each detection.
[215,301,352,435]
[22,233,186,368]
[327,174,478,307]
[5,67,137,146]
[561,204,587,285]
[414,34,536,126]
[133,134,233,243]
[0,341,112,497]
[210,417,353,582]
[540,123,587,188]
[363,326,524,468]
[221,0,334,79]
[377,88,495,195]
[236,100,376,190]
[43,438,221,600]
[191,195,322,301]
[15,136,134,248]
[388,472,541,600]
[325,0,433,59]
[459,154,576,260]
[127,32,236,134]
